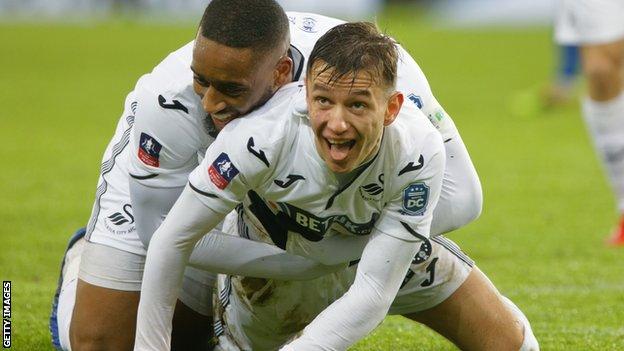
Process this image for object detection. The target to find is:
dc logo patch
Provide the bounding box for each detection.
[408,94,423,109]
[299,17,318,33]
[208,153,239,190]
[402,182,429,216]
[138,133,162,167]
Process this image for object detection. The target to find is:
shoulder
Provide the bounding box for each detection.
[131,41,206,141]
[386,102,443,158]
[381,103,445,191]
[215,83,304,168]
[133,40,203,124]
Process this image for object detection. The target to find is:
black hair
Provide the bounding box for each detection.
[199,0,289,54]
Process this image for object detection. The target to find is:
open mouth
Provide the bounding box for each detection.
[325,138,356,161]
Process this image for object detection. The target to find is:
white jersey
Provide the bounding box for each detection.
[554,0,624,45]
[188,84,444,244]
[85,11,456,255]
[134,82,446,350]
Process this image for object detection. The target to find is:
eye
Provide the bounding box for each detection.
[315,96,331,106]
[351,101,367,110]
[220,88,246,98]
[193,75,209,87]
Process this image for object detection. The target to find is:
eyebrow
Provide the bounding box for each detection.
[312,83,372,97]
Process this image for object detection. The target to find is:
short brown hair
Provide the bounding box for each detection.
[307,22,399,91]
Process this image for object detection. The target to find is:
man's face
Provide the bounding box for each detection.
[191,34,291,130]
[306,62,403,173]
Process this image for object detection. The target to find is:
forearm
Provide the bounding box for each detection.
[285,232,369,266]
[189,232,345,280]
[284,232,419,350]
[134,186,227,350]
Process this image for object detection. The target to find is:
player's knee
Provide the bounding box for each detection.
[519,330,540,351]
[584,61,620,100]
[70,318,134,351]
[69,329,109,351]
[501,296,540,351]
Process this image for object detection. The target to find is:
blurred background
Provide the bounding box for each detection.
[0,0,557,24]
[1,0,623,350]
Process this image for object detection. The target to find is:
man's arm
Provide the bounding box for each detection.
[134,185,228,350]
[188,232,347,280]
[283,231,420,351]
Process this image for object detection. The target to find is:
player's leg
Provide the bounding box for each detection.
[391,237,538,351]
[69,241,216,350]
[580,38,624,244]
[405,268,535,351]
[541,44,580,108]
[69,242,143,351]
[582,39,624,102]
[50,228,86,350]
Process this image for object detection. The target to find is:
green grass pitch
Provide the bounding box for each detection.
[1,9,623,350]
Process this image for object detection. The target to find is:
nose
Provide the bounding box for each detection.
[200,86,227,115]
[326,107,348,134]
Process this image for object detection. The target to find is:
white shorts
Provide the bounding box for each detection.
[213,236,473,351]
[555,0,624,45]
[78,241,215,313]
[55,240,215,350]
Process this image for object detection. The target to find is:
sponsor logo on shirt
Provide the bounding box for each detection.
[138,133,162,167]
[208,153,239,190]
[107,204,135,226]
[401,182,429,216]
[103,204,136,235]
[359,174,384,201]
[408,94,423,109]
[278,202,379,239]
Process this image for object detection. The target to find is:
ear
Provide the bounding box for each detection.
[273,56,294,88]
[384,92,403,126]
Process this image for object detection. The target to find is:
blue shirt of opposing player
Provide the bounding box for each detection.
[305,22,404,173]
[190,0,293,131]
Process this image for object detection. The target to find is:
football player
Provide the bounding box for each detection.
[555,0,624,245]
[135,21,538,351]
